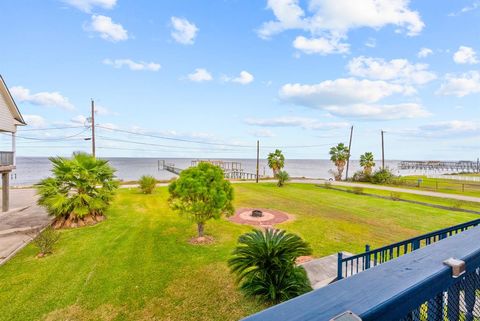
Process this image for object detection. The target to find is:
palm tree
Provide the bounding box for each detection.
[36,152,118,228]
[329,143,350,181]
[276,170,290,187]
[229,229,312,304]
[267,149,285,176]
[360,152,375,175]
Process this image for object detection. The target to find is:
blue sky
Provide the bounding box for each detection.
[0,0,479,160]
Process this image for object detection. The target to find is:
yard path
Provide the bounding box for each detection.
[122,179,480,203]
[322,180,480,203]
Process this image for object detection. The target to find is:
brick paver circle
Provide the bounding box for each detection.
[228,207,292,227]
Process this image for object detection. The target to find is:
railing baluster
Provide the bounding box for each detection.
[426,294,443,321]
[447,283,460,321]
[337,252,343,280]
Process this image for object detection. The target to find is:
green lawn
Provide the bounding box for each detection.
[0,183,478,321]
[329,185,480,212]
[385,175,480,197]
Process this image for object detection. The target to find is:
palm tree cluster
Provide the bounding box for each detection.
[229,229,312,304]
[329,143,350,181]
[359,152,375,175]
[267,149,285,177]
[139,175,157,194]
[36,153,119,228]
[276,170,290,187]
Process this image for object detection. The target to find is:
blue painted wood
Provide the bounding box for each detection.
[338,218,480,279]
[242,226,480,321]
[337,252,343,280]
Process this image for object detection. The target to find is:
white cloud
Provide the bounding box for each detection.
[245,116,349,130]
[280,78,410,107]
[70,115,89,126]
[293,36,349,55]
[94,105,118,116]
[257,0,307,39]
[449,2,480,16]
[347,56,436,85]
[170,17,198,45]
[98,122,118,130]
[187,68,213,82]
[63,0,116,13]
[23,115,47,128]
[279,78,428,120]
[250,129,276,137]
[10,86,75,111]
[86,15,128,42]
[401,121,480,138]
[258,0,424,53]
[417,47,433,58]
[226,71,254,85]
[420,120,479,133]
[453,46,478,64]
[437,71,480,97]
[324,103,429,120]
[102,58,161,71]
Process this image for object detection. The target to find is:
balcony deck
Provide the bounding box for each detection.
[243,225,480,321]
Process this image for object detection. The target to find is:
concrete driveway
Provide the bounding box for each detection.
[0,189,51,265]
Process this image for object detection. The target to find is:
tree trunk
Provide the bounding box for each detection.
[197,222,205,238]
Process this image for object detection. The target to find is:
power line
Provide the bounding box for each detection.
[2,128,90,141]
[97,125,254,148]
[18,126,85,132]
[95,135,248,151]
[96,125,336,149]
[96,146,252,154]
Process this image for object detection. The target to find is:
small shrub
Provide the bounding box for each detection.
[229,229,312,304]
[276,170,290,187]
[139,175,157,194]
[324,181,332,189]
[351,187,364,195]
[36,153,118,228]
[390,192,401,201]
[32,227,60,257]
[451,200,465,209]
[168,162,234,239]
[371,168,396,184]
[352,170,371,182]
[391,178,406,186]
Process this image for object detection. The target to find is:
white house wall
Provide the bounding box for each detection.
[0,90,16,133]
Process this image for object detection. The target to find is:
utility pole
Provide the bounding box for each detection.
[345,126,354,180]
[381,130,385,170]
[256,140,259,183]
[91,99,96,158]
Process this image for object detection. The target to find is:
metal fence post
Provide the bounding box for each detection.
[412,239,420,250]
[365,244,371,270]
[337,252,343,280]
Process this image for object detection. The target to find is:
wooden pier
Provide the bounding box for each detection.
[162,163,182,175]
[162,160,261,180]
[398,160,480,172]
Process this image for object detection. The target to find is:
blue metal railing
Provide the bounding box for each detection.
[242,225,480,321]
[338,218,480,280]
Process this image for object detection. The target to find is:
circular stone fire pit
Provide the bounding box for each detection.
[229,208,292,227]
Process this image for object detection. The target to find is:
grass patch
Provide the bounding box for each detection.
[388,175,480,197]
[0,183,477,321]
[330,184,480,212]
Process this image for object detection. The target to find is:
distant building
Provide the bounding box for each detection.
[0,75,27,211]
